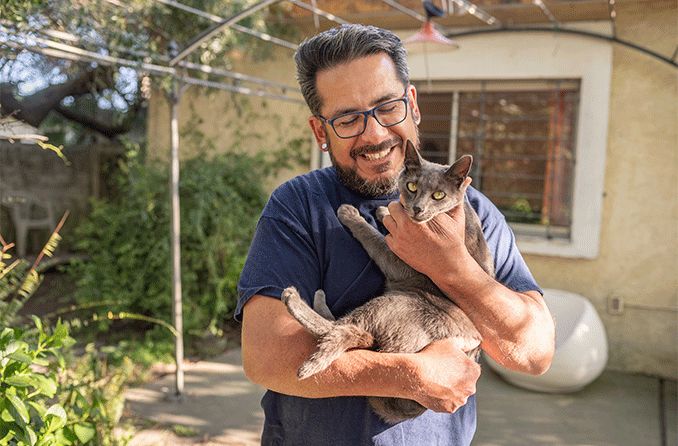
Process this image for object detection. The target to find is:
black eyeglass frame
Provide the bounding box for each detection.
[316,89,411,139]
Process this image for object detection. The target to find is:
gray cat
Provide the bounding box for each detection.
[281,140,495,424]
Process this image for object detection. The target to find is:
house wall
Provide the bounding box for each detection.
[523,8,677,378]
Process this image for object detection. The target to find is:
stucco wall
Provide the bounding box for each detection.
[146,50,311,189]
[523,5,677,378]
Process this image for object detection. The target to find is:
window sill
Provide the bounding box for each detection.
[515,234,598,259]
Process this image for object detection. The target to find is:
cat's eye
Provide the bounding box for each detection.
[406,182,417,193]
[432,191,446,200]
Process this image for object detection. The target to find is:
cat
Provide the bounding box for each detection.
[281,139,495,424]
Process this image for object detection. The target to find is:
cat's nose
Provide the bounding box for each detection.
[413,206,422,215]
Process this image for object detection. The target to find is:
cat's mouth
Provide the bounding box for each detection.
[406,209,434,223]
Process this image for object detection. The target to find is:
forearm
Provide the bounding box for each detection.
[241,295,414,400]
[432,251,555,375]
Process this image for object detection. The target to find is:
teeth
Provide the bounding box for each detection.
[363,148,391,161]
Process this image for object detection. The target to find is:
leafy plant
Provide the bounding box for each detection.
[1,215,134,445]
[68,146,297,343]
[0,318,75,445]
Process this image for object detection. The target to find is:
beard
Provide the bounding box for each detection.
[329,137,402,198]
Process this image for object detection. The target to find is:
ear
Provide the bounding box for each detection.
[446,154,473,187]
[309,116,328,151]
[404,140,423,170]
[408,84,421,125]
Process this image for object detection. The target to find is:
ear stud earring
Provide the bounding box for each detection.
[321,143,328,151]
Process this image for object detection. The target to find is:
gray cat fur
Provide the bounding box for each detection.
[281,140,494,424]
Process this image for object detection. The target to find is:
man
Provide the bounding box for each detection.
[237,24,554,445]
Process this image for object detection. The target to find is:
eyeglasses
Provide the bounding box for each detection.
[317,91,410,139]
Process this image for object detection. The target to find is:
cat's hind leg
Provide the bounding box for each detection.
[298,324,375,379]
[282,287,333,337]
[313,289,335,321]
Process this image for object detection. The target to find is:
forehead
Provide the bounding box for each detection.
[315,53,403,117]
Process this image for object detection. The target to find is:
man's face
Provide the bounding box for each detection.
[309,53,421,197]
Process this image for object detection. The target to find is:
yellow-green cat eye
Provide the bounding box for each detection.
[406,182,417,193]
[432,191,446,200]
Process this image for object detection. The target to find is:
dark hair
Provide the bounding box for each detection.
[294,24,409,116]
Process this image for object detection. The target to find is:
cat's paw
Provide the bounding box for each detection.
[337,204,362,225]
[281,287,300,305]
[375,206,390,222]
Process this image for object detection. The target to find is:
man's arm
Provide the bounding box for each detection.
[241,294,480,413]
[383,201,555,375]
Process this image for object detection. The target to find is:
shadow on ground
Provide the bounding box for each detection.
[125,349,265,445]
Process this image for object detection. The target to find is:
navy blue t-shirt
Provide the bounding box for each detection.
[236,167,541,446]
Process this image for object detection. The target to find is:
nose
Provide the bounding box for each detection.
[358,114,390,145]
[413,206,422,215]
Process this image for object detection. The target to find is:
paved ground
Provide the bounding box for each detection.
[125,349,676,445]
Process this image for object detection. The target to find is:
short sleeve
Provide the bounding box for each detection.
[468,188,543,295]
[235,192,321,322]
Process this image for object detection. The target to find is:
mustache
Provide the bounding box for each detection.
[350,136,403,159]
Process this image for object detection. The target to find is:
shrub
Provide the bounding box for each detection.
[1,223,132,445]
[68,148,292,340]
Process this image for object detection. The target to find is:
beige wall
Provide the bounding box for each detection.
[146,49,311,190]
[523,4,677,378]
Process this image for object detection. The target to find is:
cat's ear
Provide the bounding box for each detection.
[404,140,423,170]
[446,155,473,187]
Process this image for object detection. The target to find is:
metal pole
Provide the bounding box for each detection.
[169,73,185,399]
[169,0,282,66]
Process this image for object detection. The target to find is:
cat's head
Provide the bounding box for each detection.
[398,140,473,223]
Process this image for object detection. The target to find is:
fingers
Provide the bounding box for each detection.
[382,201,404,233]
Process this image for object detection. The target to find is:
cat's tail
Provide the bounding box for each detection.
[282,287,334,337]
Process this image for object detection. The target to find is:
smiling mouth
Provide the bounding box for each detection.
[360,146,394,161]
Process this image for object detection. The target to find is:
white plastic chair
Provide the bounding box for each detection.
[484,288,608,393]
[3,191,57,257]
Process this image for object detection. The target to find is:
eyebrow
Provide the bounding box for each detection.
[328,91,402,119]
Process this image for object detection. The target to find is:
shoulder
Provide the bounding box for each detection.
[270,168,336,201]
[465,186,506,228]
[266,168,337,213]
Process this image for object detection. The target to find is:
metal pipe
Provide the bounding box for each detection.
[169,0,281,66]
[169,78,185,398]
[152,0,298,50]
[380,0,427,23]
[532,0,559,26]
[450,0,500,26]
[3,36,304,103]
[179,76,304,104]
[445,27,678,68]
[285,0,349,25]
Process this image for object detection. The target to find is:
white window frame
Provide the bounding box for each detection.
[404,24,613,259]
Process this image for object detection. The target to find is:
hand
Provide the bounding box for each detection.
[382,200,469,279]
[406,339,481,413]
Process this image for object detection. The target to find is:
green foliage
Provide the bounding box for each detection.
[1,216,134,445]
[0,320,133,445]
[68,147,292,341]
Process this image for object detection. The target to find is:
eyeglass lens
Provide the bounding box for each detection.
[332,99,408,138]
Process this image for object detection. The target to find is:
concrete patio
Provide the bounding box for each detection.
[125,348,676,445]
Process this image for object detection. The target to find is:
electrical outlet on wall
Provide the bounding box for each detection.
[607,296,624,315]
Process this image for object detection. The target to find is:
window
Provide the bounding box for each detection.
[415,80,580,240]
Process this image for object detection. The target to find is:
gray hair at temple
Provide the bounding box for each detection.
[294,24,410,116]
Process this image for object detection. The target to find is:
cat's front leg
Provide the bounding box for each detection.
[375,206,390,222]
[337,204,414,281]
